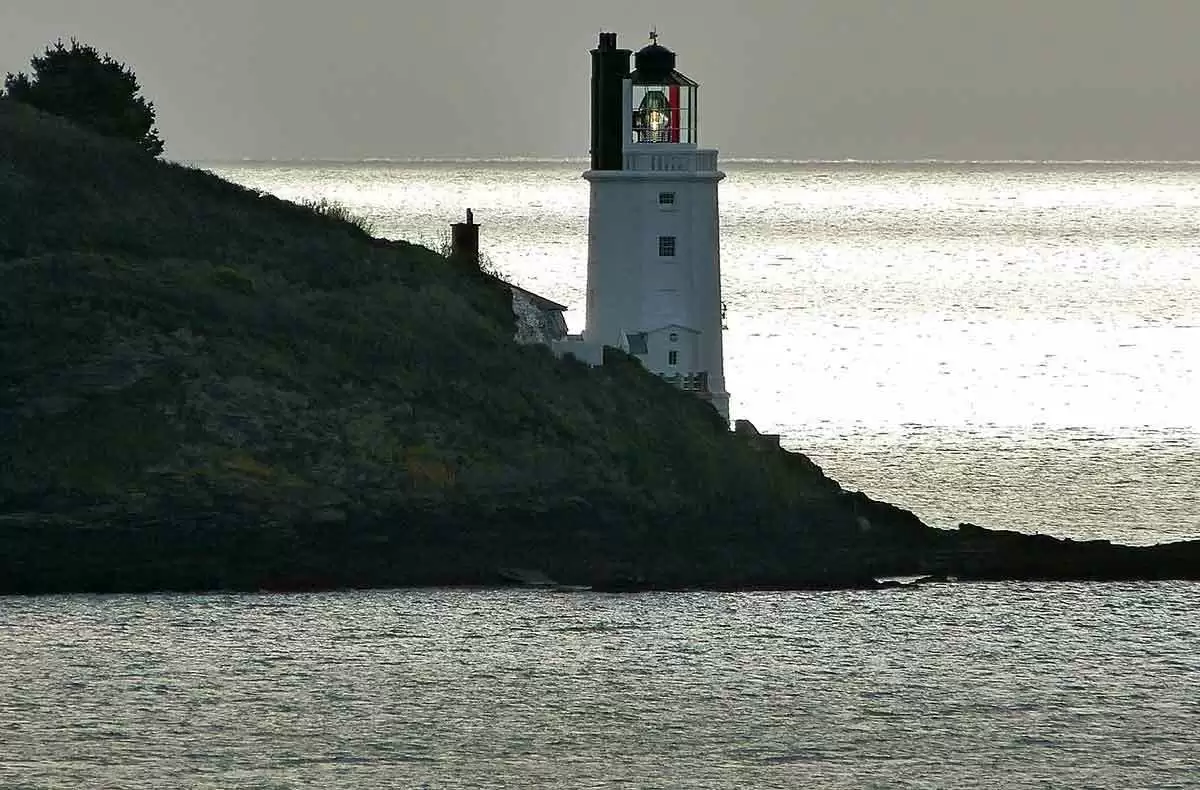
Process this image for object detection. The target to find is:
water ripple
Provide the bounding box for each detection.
[2,586,1198,788]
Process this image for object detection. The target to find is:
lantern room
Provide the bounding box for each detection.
[630,34,698,145]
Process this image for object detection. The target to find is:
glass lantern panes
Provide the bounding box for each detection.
[632,82,697,144]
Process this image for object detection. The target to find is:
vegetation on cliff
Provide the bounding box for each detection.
[1,102,1196,593]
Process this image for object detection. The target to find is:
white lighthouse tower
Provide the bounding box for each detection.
[583,32,729,420]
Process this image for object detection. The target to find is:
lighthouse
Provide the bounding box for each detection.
[583,32,729,421]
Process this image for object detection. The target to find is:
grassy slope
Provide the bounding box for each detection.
[5,102,1193,593]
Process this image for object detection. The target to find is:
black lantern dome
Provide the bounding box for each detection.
[632,41,676,83]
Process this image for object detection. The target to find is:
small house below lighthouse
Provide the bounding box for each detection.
[583,32,730,420]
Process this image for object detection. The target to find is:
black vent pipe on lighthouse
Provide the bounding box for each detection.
[590,32,631,171]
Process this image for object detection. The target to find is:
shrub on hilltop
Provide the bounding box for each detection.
[3,39,165,155]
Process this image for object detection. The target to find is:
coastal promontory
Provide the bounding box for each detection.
[1,101,1197,594]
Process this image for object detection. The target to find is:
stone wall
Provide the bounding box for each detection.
[512,290,568,345]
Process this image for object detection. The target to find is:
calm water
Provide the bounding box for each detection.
[3,586,1199,789]
[4,162,1199,787]
[210,160,1200,545]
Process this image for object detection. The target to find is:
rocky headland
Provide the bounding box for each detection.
[1,101,1197,594]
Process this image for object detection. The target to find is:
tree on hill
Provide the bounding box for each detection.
[2,39,164,156]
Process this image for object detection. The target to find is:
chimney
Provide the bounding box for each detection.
[450,208,480,265]
[590,32,631,171]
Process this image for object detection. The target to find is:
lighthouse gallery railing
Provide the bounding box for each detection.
[623,149,719,173]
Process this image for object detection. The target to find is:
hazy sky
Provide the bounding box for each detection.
[4,0,1200,161]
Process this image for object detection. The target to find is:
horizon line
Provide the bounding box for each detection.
[187,156,1200,167]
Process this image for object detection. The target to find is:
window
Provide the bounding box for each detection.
[658,191,676,207]
[669,332,679,342]
[658,235,676,257]
[668,350,679,366]
[626,332,648,355]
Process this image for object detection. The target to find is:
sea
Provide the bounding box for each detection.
[2,162,1197,789]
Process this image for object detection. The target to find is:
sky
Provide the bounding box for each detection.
[3,0,1200,162]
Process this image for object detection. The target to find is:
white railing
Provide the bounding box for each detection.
[661,371,711,394]
[623,149,719,173]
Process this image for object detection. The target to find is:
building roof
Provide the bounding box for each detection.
[509,283,568,312]
[629,68,698,87]
[645,323,700,335]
